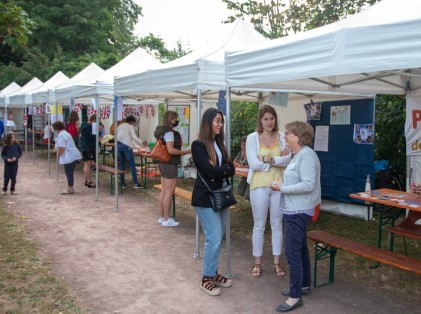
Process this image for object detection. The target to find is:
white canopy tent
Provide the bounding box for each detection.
[0,82,21,107]
[8,78,44,108]
[54,63,105,103]
[225,0,421,96]
[53,48,162,207]
[114,19,268,102]
[31,71,69,104]
[225,0,421,218]
[64,47,162,99]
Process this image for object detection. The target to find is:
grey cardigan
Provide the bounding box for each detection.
[281,146,321,212]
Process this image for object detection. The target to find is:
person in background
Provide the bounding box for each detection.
[67,111,80,148]
[191,108,235,296]
[154,111,191,227]
[1,132,22,195]
[43,122,53,144]
[52,121,82,195]
[99,122,105,139]
[80,114,97,188]
[0,118,4,142]
[117,115,147,189]
[246,105,291,279]
[270,121,321,312]
[233,135,250,200]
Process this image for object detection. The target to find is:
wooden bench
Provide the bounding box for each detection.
[153,184,192,217]
[307,230,421,288]
[97,164,127,195]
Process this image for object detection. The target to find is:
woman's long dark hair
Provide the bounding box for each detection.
[197,108,230,165]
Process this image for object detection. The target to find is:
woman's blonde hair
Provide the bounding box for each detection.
[285,121,314,147]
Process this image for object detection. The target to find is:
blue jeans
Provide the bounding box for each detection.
[284,213,311,298]
[195,206,228,277]
[117,142,139,185]
[64,161,77,187]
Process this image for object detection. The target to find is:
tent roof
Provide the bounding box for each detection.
[225,0,421,96]
[8,78,44,107]
[30,71,69,104]
[54,63,104,102]
[0,82,21,106]
[54,48,161,100]
[114,19,268,101]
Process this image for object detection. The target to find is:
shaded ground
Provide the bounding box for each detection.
[2,154,420,313]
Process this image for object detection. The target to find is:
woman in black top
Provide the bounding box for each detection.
[191,108,235,296]
[80,114,97,188]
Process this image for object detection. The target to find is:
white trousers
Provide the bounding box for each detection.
[250,187,283,257]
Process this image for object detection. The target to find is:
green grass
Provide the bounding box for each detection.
[0,205,85,313]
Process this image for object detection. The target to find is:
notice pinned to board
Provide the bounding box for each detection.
[314,125,329,152]
[330,105,351,125]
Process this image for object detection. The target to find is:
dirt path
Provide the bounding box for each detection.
[2,154,420,313]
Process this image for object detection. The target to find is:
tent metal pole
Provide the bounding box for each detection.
[32,106,35,165]
[225,87,232,278]
[113,96,119,212]
[95,95,100,201]
[47,111,51,177]
[24,104,28,160]
[193,89,202,259]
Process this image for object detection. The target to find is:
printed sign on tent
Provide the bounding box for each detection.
[405,96,421,155]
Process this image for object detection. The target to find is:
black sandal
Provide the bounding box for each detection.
[200,277,221,296]
[85,181,96,188]
[214,273,232,288]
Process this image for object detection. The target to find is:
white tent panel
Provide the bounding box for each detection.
[114,19,268,100]
[8,78,44,107]
[31,71,69,104]
[0,82,21,106]
[54,63,104,102]
[225,0,421,96]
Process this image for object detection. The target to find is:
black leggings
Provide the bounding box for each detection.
[3,162,18,192]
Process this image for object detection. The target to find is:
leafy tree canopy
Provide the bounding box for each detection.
[223,0,380,38]
[0,1,33,45]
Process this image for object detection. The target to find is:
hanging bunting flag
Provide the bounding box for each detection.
[101,106,111,120]
[88,107,97,116]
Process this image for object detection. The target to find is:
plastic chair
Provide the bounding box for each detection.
[388,211,421,255]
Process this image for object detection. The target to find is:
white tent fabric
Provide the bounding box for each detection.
[114,19,268,101]
[31,71,69,104]
[54,63,104,102]
[0,82,21,107]
[88,47,161,97]
[225,0,421,96]
[8,78,44,107]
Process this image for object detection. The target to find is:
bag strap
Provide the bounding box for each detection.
[197,171,212,192]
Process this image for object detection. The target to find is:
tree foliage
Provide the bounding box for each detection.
[374,95,406,184]
[136,34,191,63]
[0,1,33,45]
[0,0,191,90]
[223,0,380,38]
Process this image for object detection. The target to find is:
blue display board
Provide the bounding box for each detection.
[308,99,375,203]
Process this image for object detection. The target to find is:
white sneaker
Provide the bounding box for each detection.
[161,218,179,227]
[157,217,164,224]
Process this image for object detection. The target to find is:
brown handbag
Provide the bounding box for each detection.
[150,137,171,163]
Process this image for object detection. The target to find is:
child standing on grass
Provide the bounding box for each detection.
[1,132,22,195]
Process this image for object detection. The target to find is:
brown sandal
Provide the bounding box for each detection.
[273,263,286,277]
[200,277,221,296]
[251,264,262,278]
[214,273,232,288]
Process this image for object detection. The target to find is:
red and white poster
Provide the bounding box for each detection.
[405,96,421,155]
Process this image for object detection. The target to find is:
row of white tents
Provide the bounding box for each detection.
[0,0,420,194]
[0,0,420,274]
